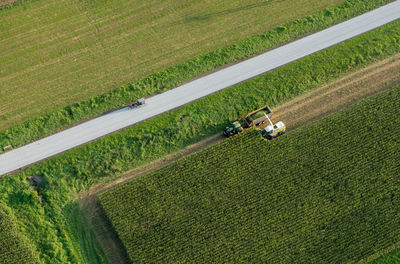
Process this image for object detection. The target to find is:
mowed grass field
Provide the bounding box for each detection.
[0,0,346,129]
[99,86,400,263]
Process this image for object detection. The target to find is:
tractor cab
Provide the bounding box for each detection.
[224,121,243,137]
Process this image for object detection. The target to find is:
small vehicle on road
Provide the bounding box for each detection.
[128,98,145,109]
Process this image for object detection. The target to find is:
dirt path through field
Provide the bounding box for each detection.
[77,53,400,264]
[273,53,400,130]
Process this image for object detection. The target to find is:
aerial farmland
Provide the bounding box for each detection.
[0,0,399,263]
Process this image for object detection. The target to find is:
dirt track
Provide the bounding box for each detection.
[78,53,400,264]
[273,53,400,130]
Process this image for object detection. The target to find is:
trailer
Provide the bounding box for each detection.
[224,105,272,137]
[242,105,272,128]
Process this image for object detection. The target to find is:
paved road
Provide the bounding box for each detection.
[1,1,400,175]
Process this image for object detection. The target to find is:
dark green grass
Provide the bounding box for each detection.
[372,248,400,263]
[0,0,392,153]
[0,18,399,264]
[99,86,400,263]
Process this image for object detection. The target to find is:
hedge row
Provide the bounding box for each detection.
[0,0,392,153]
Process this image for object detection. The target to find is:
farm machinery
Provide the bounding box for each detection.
[223,105,286,139]
[223,121,243,137]
[261,114,286,140]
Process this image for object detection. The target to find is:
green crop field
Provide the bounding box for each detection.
[100,85,400,263]
[0,203,39,264]
[1,0,393,131]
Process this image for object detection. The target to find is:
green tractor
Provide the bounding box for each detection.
[223,106,271,137]
[223,121,243,137]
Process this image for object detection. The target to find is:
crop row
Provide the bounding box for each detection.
[0,0,392,152]
[99,85,400,263]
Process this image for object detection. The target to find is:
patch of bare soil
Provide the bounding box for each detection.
[273,53,400,129]
[78,195,131,264]
[0,0,18,8]
[77,53,400,264]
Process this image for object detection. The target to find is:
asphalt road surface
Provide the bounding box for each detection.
[1,1,400,175]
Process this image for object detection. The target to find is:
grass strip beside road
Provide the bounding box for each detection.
[0,0,392,153]
[0,19,399,263]
[99,86,400,263]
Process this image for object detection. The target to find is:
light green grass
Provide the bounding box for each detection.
[99,85,400,263]
[2,0,379,129]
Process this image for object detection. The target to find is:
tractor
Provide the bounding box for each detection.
[223,121,243,137]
